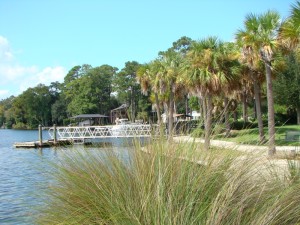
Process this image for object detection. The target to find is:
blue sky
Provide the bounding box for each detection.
[0,0,296,100]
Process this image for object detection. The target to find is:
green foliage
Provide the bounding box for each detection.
[136,111,148,122]
[11,84,53,128]
[274,53,300,110]
[0,105,5,127]
[231,120,259,130]
[169,36,194,54]
[113,61,151,120]
[13,122,28,129]
[37,140,300,224]
[64,64,117,116]
[220,125,300,146]
[188,96,200,111]
[64,64,91,84]
[191,127,204,138]
[274,104,288,114]
[51,97,68,125]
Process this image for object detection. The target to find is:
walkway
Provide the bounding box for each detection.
[173,136,298,155]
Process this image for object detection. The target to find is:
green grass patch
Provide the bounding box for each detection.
[216,125,300,146]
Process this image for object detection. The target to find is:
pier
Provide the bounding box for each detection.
[14,124,154,148]
[14,139,72,148]
[48,124,153,140]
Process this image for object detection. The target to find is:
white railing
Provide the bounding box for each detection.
[48,124,153,140]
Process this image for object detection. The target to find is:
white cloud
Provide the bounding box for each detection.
[0,36,13,61]
[36,66,65,84]
[0,90,9,100]
[0,35,66,99]
[0,64,38,82]
[19,66,66,92]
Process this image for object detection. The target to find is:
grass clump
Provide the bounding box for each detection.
[37,139,300,225]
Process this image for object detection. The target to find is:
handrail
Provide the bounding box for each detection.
[48,124,153,140]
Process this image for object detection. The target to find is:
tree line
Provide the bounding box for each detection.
[1,2,300,155]
[0,62,153,129]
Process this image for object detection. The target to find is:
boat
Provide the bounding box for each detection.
[111,119,150,137]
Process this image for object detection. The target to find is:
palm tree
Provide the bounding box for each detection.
[279,1,300,50]
[279,1,300,124]
[184,37,234,150]
[159,50,184,139]
[236,11,281,156]
[137,60,163,125]
[218,42,241,136]
[236,17,267,144]
[257,11,281,156]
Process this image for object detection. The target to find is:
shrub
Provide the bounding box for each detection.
[37,140,300,225]
[191,127,204,137]
[12,122,28,129]
[230,121,258,130]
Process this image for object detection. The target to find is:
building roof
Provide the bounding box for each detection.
[110,104,128,112]
[70,114,109,119]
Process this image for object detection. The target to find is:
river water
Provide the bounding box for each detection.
[0,129,140,225]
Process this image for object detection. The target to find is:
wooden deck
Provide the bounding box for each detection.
[14,139,72,148]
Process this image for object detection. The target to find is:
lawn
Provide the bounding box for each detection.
[216,125,300,146]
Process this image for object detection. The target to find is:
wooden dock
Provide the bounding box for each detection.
[13,123,153,149]
[14,139,72,148]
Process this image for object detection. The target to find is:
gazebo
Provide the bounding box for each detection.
[110,104,129,124]
[70,114,109,126]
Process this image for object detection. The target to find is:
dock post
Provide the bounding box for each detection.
[53,124,57,145]
[38,124,43,146]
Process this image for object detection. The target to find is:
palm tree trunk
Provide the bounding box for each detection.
[242,91,248,122]
[198,97,203,120]
[154,92,161,125]
[297,106,300,125]
[204,94,212,150]
[265,62,276,156]
[198,94,205,130]
[253,77,266,143]
[232,100,238,122]
[185,95,189,115]
[224,97,230,137]
[130,87,135,121]
[201,95,206,126]
[168,86,175,140]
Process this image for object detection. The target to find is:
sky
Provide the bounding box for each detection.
[0,0,296,100]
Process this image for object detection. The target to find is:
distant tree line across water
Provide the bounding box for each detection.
[0,62,154,129]
[1,2,300,155]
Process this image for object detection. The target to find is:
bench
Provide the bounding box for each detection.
[283,131,300,157]
[285,131,300,142]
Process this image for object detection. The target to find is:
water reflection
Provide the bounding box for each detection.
[0,129,149,225]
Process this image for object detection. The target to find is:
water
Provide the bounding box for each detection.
[0,129,143,225]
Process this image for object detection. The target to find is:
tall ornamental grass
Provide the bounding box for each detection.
[37,139,300,225]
